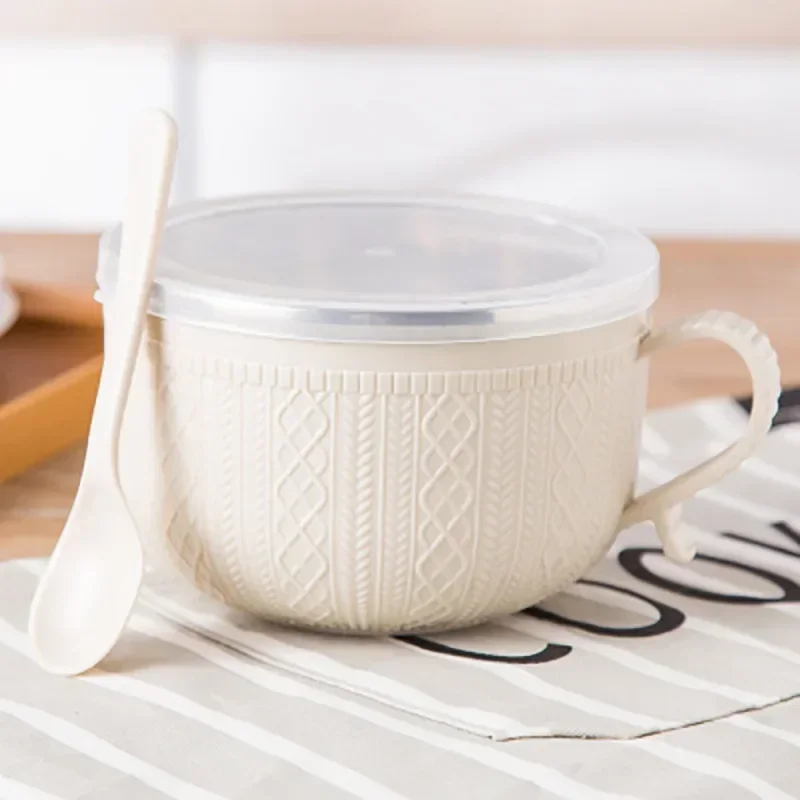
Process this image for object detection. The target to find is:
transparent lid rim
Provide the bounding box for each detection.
[97,191,660,342]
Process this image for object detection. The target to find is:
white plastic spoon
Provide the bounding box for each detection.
[28,109,178,676]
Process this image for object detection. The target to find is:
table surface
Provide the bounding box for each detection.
[1,236,798,562]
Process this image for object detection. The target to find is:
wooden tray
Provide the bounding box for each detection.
[0,318,102,483]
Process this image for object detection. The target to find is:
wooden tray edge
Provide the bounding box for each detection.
[0,354,102,483]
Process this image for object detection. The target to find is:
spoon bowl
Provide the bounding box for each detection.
[29,488,143,675]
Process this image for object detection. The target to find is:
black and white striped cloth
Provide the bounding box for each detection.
[2,394,800,799]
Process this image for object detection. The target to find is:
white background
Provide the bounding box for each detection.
[0,40,798,237]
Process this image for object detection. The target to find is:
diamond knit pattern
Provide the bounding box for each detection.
[143,340,639,633]
[413,394,480,622]
[271,388,332,621]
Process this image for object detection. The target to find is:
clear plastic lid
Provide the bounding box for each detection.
[96,192,659,343]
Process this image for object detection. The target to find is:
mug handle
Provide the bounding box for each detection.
[618,310,781,563]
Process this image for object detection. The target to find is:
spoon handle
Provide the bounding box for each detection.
[86,109,178,481]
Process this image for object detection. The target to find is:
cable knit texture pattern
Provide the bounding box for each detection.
[133,336,643,633]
